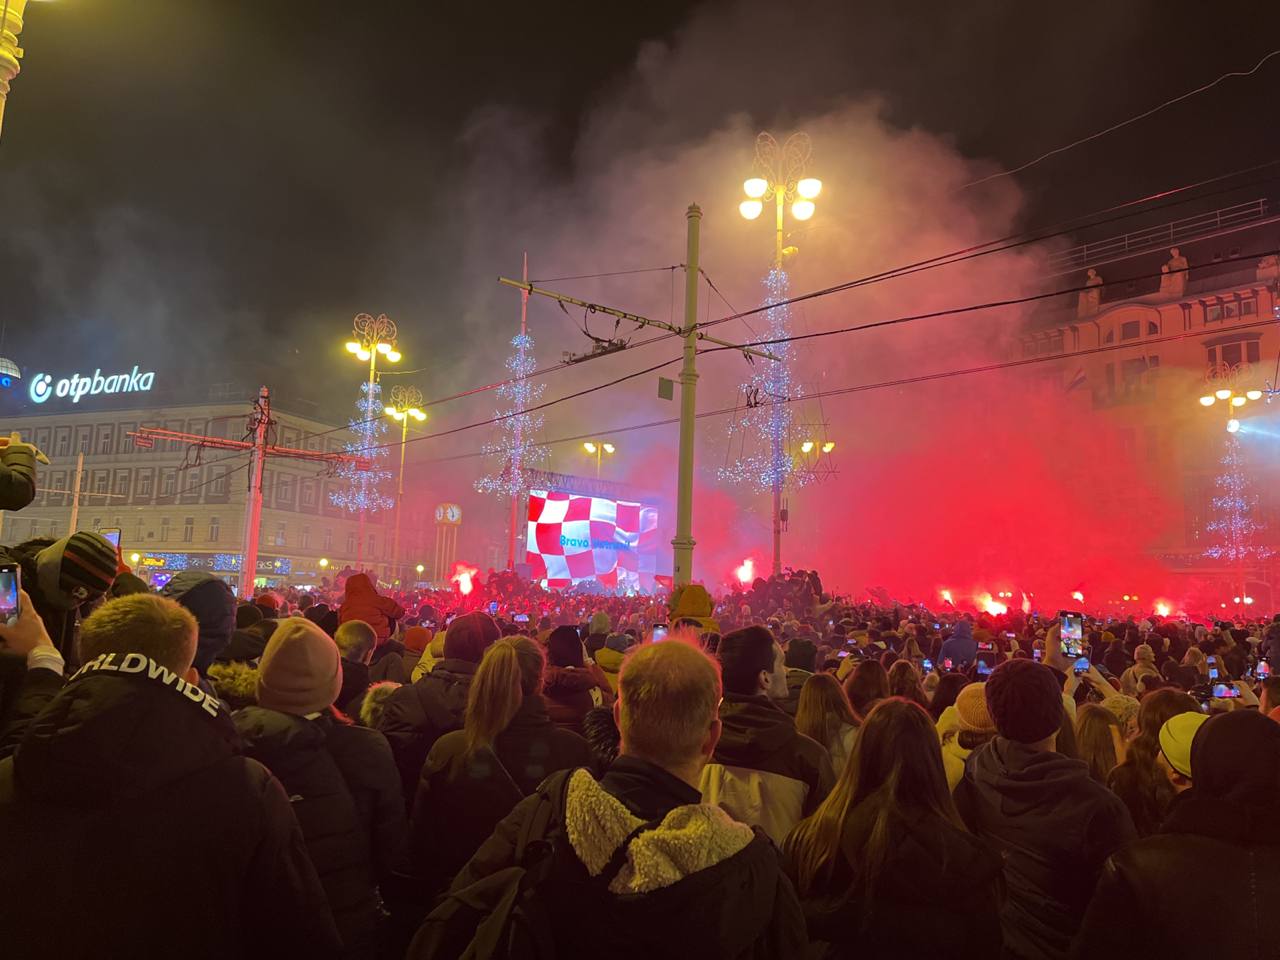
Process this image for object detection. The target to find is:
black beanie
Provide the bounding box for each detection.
[985,659,1063,744]
[547,625,584,668]
[785,638,817,671]
[1190,710,1280,808]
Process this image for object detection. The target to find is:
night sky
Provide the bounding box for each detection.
[4,0,1280,422]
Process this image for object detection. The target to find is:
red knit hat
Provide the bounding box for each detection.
[984,659,1063,744]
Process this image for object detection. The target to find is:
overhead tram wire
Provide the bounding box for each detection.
[363,249,1278,458]
[290,161,1280,446]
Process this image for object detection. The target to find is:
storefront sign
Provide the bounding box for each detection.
[29,366,156,405]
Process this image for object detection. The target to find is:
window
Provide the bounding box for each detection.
[301,526,311,549]
[113,470,130,497]
[160,470,177,498]
[138,471,154,497]
[210,469,229,497]
[119,422,137,454]
[346,532,356,555]
[1224,301,1239,319]
[324,528,333,551]
[368,534,376,556]
[135,517,145,543]
[208,516,220,542]
[1120,320,1140,341]
[93,471,109,495]
[97,427,113,455]
[54,428,71,457]
[76,428,92,454]
[300,481,316,508]
[183,517,194,543]
[1242,297,1257,316]
[1206,304,1222,323]
[1147,320,1159,336]
[1222,342,1243,367]
[277,474,294,505]
[160,517,170,542]
[275,522,287,547]
[91,517,102,531]
[1104,329,1115,344]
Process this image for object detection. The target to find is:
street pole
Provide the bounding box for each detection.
[67,450,84,533]
[770,188,786,576]
[672,203,702,588]
[239,387,270,600]
[508,252,529,570]
[0,0,32,143]
[357,350,378,571]
[393,413,408,585]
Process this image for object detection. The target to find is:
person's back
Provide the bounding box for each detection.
[411,638,807,960]
[338,573,404,641]
[701,627,835,844]
[940,621,977,668]
[0,594,339,960]
[1074,710,1280,959]
[235,617,407,959]
[785,698,1003,960]
[409,637,591,896]
[376,612,500,800]
[954,659,1134,960]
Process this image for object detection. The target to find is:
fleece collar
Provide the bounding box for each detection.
[563,769,754,895]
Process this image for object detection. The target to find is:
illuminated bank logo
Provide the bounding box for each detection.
[29,374,53,404]
[28,367,155,405]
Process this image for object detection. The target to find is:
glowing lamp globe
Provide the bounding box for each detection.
[1215,388,1233,400]
[739,199,763,220]
[416,563,425,574]
[411,409,426,421]
[1199,395,1216,406]
[800,440,815,453]
[583,441,597,454]
[1227,419,1241,434]
[356,349,371,362]
[822,441,835,453]
[602,442,615,454]
[1231,395,1247,407]
[792,199,816,221]
[384,405,397,415]
[1246,390,1263,401]
[376,342,391,355]
[345,341,360,354]
[796,178,823,200]
[743,178,768,199]
[386,349,402,363]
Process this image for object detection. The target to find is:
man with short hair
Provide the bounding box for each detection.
[434,639,806,959]
[377,611,500,799]
[0,593,338,960]
[334,618,376,713]
[955,658,1135,960]
[700,626,834,844]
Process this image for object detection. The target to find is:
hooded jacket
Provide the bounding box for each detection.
[0,654,340,960]
[0,440,36,511]
[941,622,978,668]
[160,570,236,673]
[376,657,478,801]
[408,694,592,896]
[339,574,405,642]
[700,693,835,845]
[954,738,1135,960]
[234,706,408,958]
[542,663,611,732]
[595,644,625,692]
[795,805,1004,959]
[433,760,807,960]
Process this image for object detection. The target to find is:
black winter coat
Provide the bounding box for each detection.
[0,655,339,960]
[795,806,1004,959]
[376,658,477,801]
[234,706,408,959]
[0,656,63,759]
[408,693,592,895]
[955,738,1136,960]
[0,441,36,511]
[1072,791,1280,960]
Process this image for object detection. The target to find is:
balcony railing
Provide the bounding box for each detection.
[1048,199,1269,274]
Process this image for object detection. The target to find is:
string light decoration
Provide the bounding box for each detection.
[475,330,548,497]
[1203,435,1271,563]
[331,379,394,513]
[718,267,810,491]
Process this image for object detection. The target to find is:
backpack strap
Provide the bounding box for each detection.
[595,814,665,889]
[514,768,576,863]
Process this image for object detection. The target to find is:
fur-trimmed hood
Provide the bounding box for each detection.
[563,768,754,894]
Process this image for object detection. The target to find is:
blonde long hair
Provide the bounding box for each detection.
[795,673,857,748]
[784,698,964,908]
[464,636,544,755]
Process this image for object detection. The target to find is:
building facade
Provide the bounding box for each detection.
[1022,199,1280,606]
[1,388,431,592]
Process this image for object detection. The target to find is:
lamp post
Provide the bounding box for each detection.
[384,384,426,586]
[344,313,400,570]
[739,132,822,576]
[582,440,616,478]
[0,0,55,143]
[1197,371,1264,605]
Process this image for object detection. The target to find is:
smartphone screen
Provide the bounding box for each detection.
[976,660,993,676]
[488,600,499,615]
[977,640,995,652]
[0,564,19,626]
[943,657,954,670]
[1059,610,1084,657]
[1257,659,1272,679]
[99,527,121,550]
[921,658,934,672]
[513,613,529,623]
[837,650,850,659]
[1033,648,1043,661]
[1212,682,1240,699]
[651,624,669,643]
[1073,656,1091,676]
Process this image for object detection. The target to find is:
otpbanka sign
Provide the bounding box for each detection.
[29,366,156,405]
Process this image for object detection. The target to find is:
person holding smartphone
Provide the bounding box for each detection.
[0,431,45,513]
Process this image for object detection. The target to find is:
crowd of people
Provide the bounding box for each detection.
[0,524,1278,959]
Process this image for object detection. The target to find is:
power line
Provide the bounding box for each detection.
[964,49,1280,188]
[530,265,680,283]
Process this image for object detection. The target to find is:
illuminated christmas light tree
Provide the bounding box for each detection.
[475,330,548,498]
[330,380,393,513]
[718,267,810,492]
[1203,435,1270,563]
